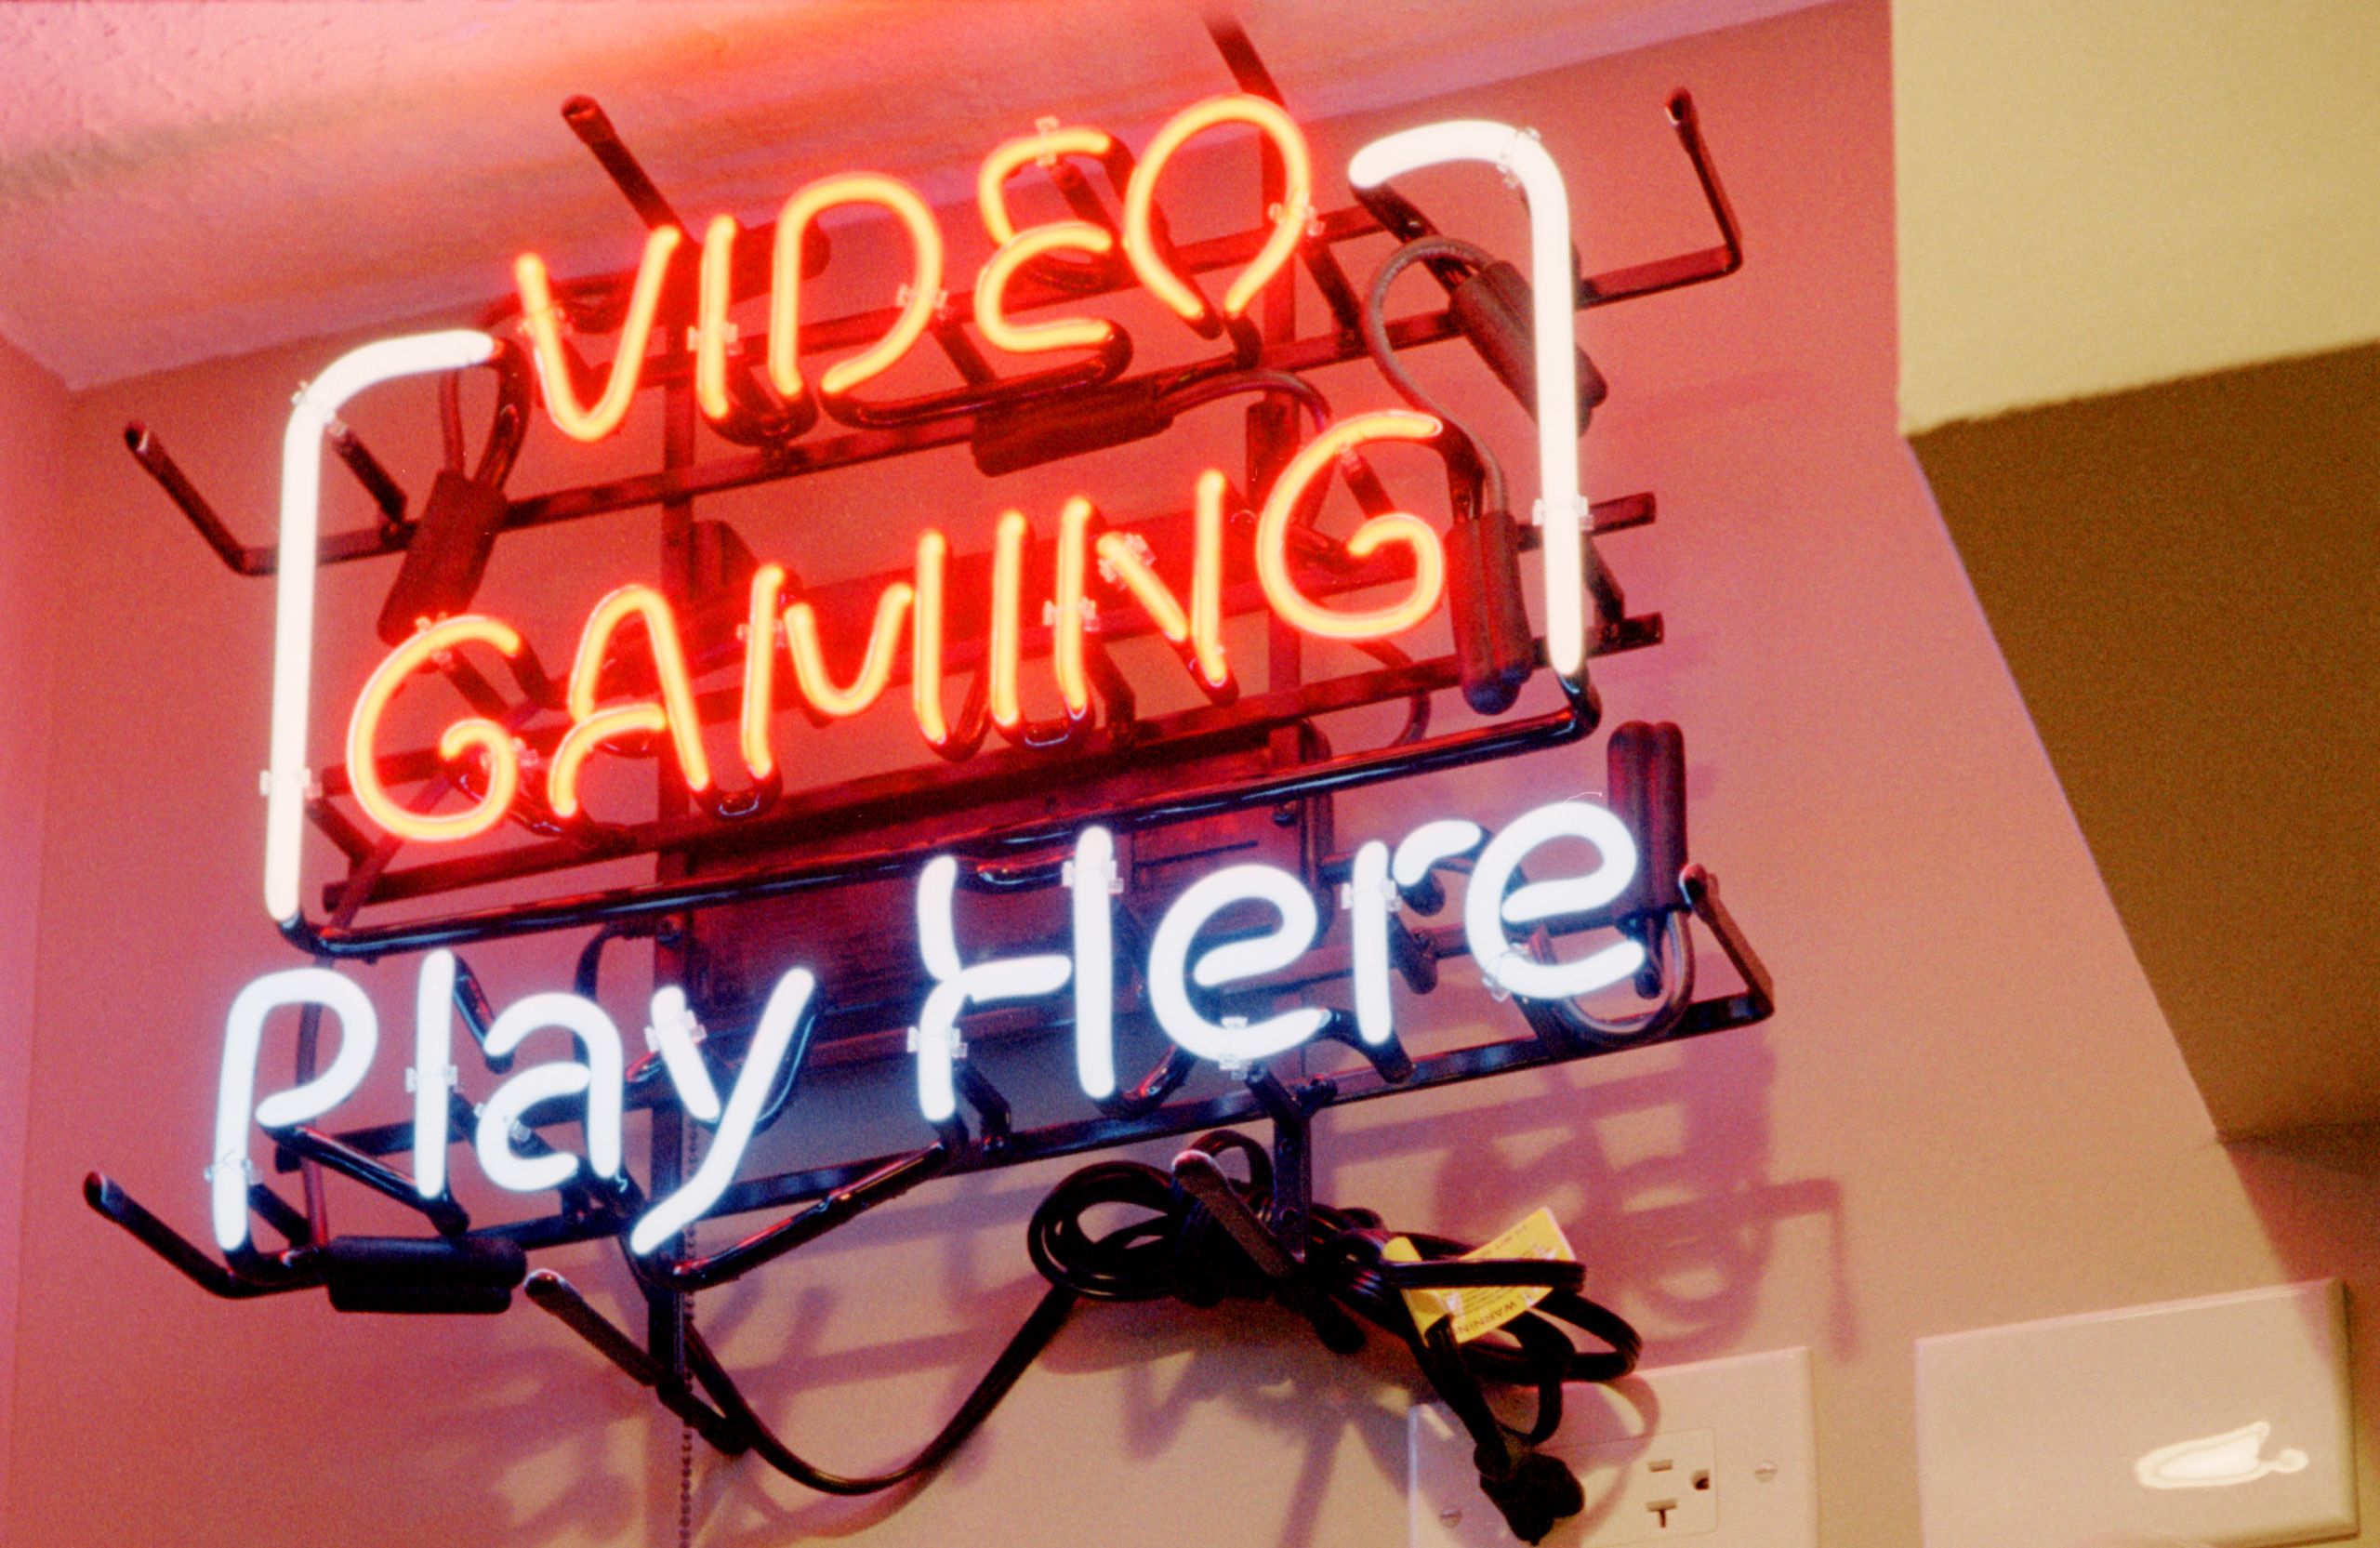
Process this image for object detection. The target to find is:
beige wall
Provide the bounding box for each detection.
[0,332,61,1538]
[1895,0,2380,433]
[7,5,2377,1545]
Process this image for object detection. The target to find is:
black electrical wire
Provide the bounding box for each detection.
[674,1126,1639,1542]
[1362,236,1510,518]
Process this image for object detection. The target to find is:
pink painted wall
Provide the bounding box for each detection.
[0,333,62,1541]
[7,4,2374,1544]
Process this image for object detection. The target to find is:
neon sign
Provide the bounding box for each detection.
[264,96,1597,912]
[343,407,1450,836]
[96,24,1765,1541]
[211,794,1640,1257]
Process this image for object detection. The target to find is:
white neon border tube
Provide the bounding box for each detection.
[265,330,500,926]
[1346,123,1587,682]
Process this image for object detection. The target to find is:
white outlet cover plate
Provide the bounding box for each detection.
[1410,1345,1818,1547]
[1915,1278,2355,1548]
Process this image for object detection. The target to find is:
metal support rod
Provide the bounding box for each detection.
[124,423,271,576]
[83,1174,310,1300]
[325,419,408,527]
[284,668,1601,957]
[523,1270,749,1454]
[644,1141,953,1292]
[644,250,703,1393]
[271,1125,469,1237]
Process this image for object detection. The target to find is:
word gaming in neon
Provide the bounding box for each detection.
[258,103,1597,925]
[210,796,1645,1257]
[343,410,1448,841]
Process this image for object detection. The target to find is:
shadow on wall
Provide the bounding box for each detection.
[649,1022,1846,1548]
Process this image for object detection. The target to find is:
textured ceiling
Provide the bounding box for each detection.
[0,0,1818,388]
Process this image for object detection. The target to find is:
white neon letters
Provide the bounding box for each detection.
[630,969,816,1255]
[1393,819,1485,891]
[412,949,457,1201]
[914,854,1072,1123]
[1464,800,1645,999]
[473,993,625,1191]
[213,968,380,1251]
[1148,864,1331,1065]
[1070,827,1119,1101]
[212,796,1645,1250]
[1347,841,1396,1047]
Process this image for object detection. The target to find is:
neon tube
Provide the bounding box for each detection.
[1053,497,1095,721]
[1124,94,1312,323]
[1463,800,1645,1001]
[977,126,1117,245]
[1392,819,1485,890]
[770,174,945,401]
[1146,863,1329,1065]
[549,706,665,821]
[516,226,682,442]
[914,855,1071,1122]
[631,969,818,1254]
[268,330,499,926]
[477,992,626,1184]
[1348,121,1589,681]
[1255,412,1447,640]
[788,582,913,719]
[694,215,741,424]
[1094,536,1191,642]
[474,1065,591,1194]
[1093,470,1232,694]
[1191,470,1230,691]
[412,949,456,1201]
[988,511,1030,735]
[346,616,525,843]
[913,530,954,749]
[740,565,787,782]
[645,985,721,1124]
[1070,826,1117,1100]
[213,969,380,1250]
[1348,840,1395,1046]
[975,223,1118,355]
[550,585,713,819]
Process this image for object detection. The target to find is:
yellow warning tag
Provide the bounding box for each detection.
[1382,1207,1576,1343]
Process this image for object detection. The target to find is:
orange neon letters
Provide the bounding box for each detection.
[788,581,913,719]
[975,223,1118,356]
[987,512,1031,735]
[1255,412,1448,641]
[741,565,788,781]
[695,215,743,424]
[1123,94,1313,324]
[977,127,1117,246]
[347,617,526,843]
[1096,469,1233,695]
[1052,497,1096,721]
[912,529,956,750]
[769,175,944,403]
[549,586,712,820]
[516,226,682,442]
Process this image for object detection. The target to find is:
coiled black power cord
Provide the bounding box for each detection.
[688,1129,1640,1543]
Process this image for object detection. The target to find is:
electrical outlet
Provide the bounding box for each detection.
[1409,1346,1817,1548]
[1571,1427,1717,1541]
